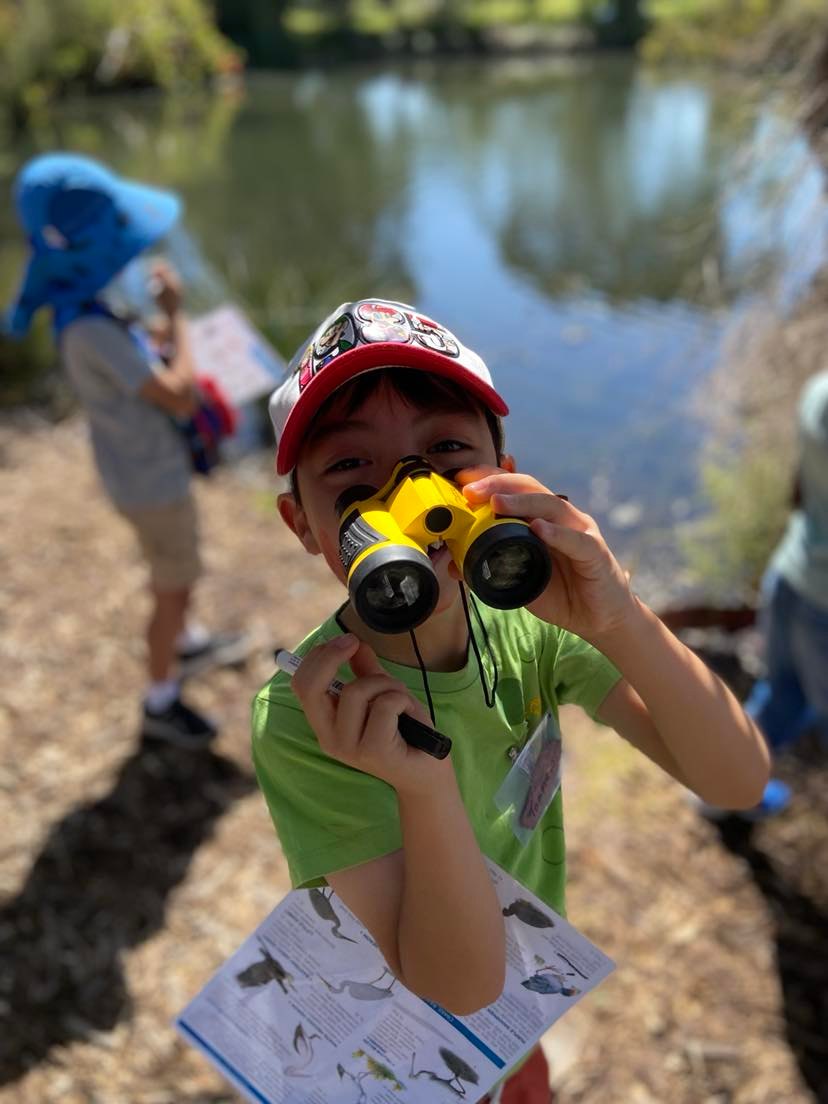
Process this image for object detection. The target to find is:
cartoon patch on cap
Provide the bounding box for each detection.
[361,318,410,344]
[291,299,471,399]
[315,312,356,360]
[408,312,460,358]
[297,342,316,391]
[356,301,410,345]
[356,302,406,326]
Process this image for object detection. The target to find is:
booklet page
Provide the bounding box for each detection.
[177,858,615,1103]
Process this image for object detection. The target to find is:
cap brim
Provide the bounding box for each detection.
[4,253,46,337]
[276,341,508,475]
[115,180,181,255]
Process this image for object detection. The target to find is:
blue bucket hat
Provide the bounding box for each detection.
[5,152,181,336]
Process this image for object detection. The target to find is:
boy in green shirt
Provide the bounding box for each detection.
[252,298,769,1101]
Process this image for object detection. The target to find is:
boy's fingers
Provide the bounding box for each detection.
[291,636,358,705]
[151,258,179,281]
[403,698,433,727]
[529,518,604,565]
[492,491,592,531]
[336,674,410,740]
[349,643,432,726]
[453,464,508,486]
[462,471,548,502]
[361,691,415,754]
[294,685,336,741]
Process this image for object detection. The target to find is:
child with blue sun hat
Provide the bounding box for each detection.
[6,152,246,747]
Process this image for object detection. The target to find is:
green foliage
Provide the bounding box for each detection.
[681,442,793,598]
[285,0,594,33]
[644,0,827,64]
[0,0,238,120]
[0,319,60,410]
[4,0,818,98]
[0,219,59,408]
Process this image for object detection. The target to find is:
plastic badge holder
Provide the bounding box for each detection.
[494,711,563,845]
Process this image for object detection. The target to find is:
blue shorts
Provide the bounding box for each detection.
[744,571,828,750]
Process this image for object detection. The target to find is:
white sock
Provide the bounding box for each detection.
[176,621,210,652]
[145,679,180,713]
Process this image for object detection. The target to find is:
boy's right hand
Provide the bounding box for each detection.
[290,635,452,796]
[149,260,183,319]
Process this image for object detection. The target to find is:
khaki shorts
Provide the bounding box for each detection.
[119,495,202,591]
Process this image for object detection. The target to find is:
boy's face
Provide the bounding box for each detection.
[278,380,507,622]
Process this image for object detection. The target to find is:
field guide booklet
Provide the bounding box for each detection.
[176,858,615,1103]
[189,304,285,406]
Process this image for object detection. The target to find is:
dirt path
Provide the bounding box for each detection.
[1,415,824,1103]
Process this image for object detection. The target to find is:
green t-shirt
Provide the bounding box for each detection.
[251,604,621,916]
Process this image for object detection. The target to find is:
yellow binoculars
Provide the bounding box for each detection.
[336,456,552,633]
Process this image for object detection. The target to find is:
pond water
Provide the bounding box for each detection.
[3,56,827,576]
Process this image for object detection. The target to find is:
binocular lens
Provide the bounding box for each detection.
[480,542,536,590]
[364,564,423,612]
[465,524,552,610]
[353,551,439,633]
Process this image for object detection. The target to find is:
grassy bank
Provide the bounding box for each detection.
[675,11,828,602]
[681,271,828,600]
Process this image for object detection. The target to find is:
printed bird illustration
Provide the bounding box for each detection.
[308,887,358,942]
[319,966,396,1001]
[235,940,294,993]
[284,1021,321,1077]
[521,965,580,997]
[556,949,588,979]
[410,1047,480,1096]
[337,1063,368,1104]
[501,897,555,929]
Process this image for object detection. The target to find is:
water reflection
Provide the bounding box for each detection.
[2,57,826,569]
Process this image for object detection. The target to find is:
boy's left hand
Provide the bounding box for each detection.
[459,467,636,644]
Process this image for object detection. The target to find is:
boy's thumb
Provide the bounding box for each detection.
[348,641,385,679]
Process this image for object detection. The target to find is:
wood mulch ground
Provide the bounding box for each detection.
[1,414,825,1104]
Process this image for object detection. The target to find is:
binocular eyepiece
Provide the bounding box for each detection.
[336,456,552,634]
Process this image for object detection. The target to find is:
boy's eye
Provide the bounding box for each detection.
[326,457,365,474]
[430,439,469,454]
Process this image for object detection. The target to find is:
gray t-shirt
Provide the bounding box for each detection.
[771,369,828,611]
[61,315,191,510]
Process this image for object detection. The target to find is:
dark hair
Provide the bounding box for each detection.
[289,367,504,502]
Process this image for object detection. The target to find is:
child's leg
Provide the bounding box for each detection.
[113,497,215,744]
[789,585,828,743]
[148,585,191,681]
[118,496,202,683]
[745,573,810,751]
[479,1047,553,1104]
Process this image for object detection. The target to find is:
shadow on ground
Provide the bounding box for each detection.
[0,738,256,1084]
[713,740,828,1104]
[688,634,828,1102]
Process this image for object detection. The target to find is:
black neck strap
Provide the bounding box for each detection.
[459,584,499,709]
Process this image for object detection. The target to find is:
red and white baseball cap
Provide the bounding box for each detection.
[269,298,509,475]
